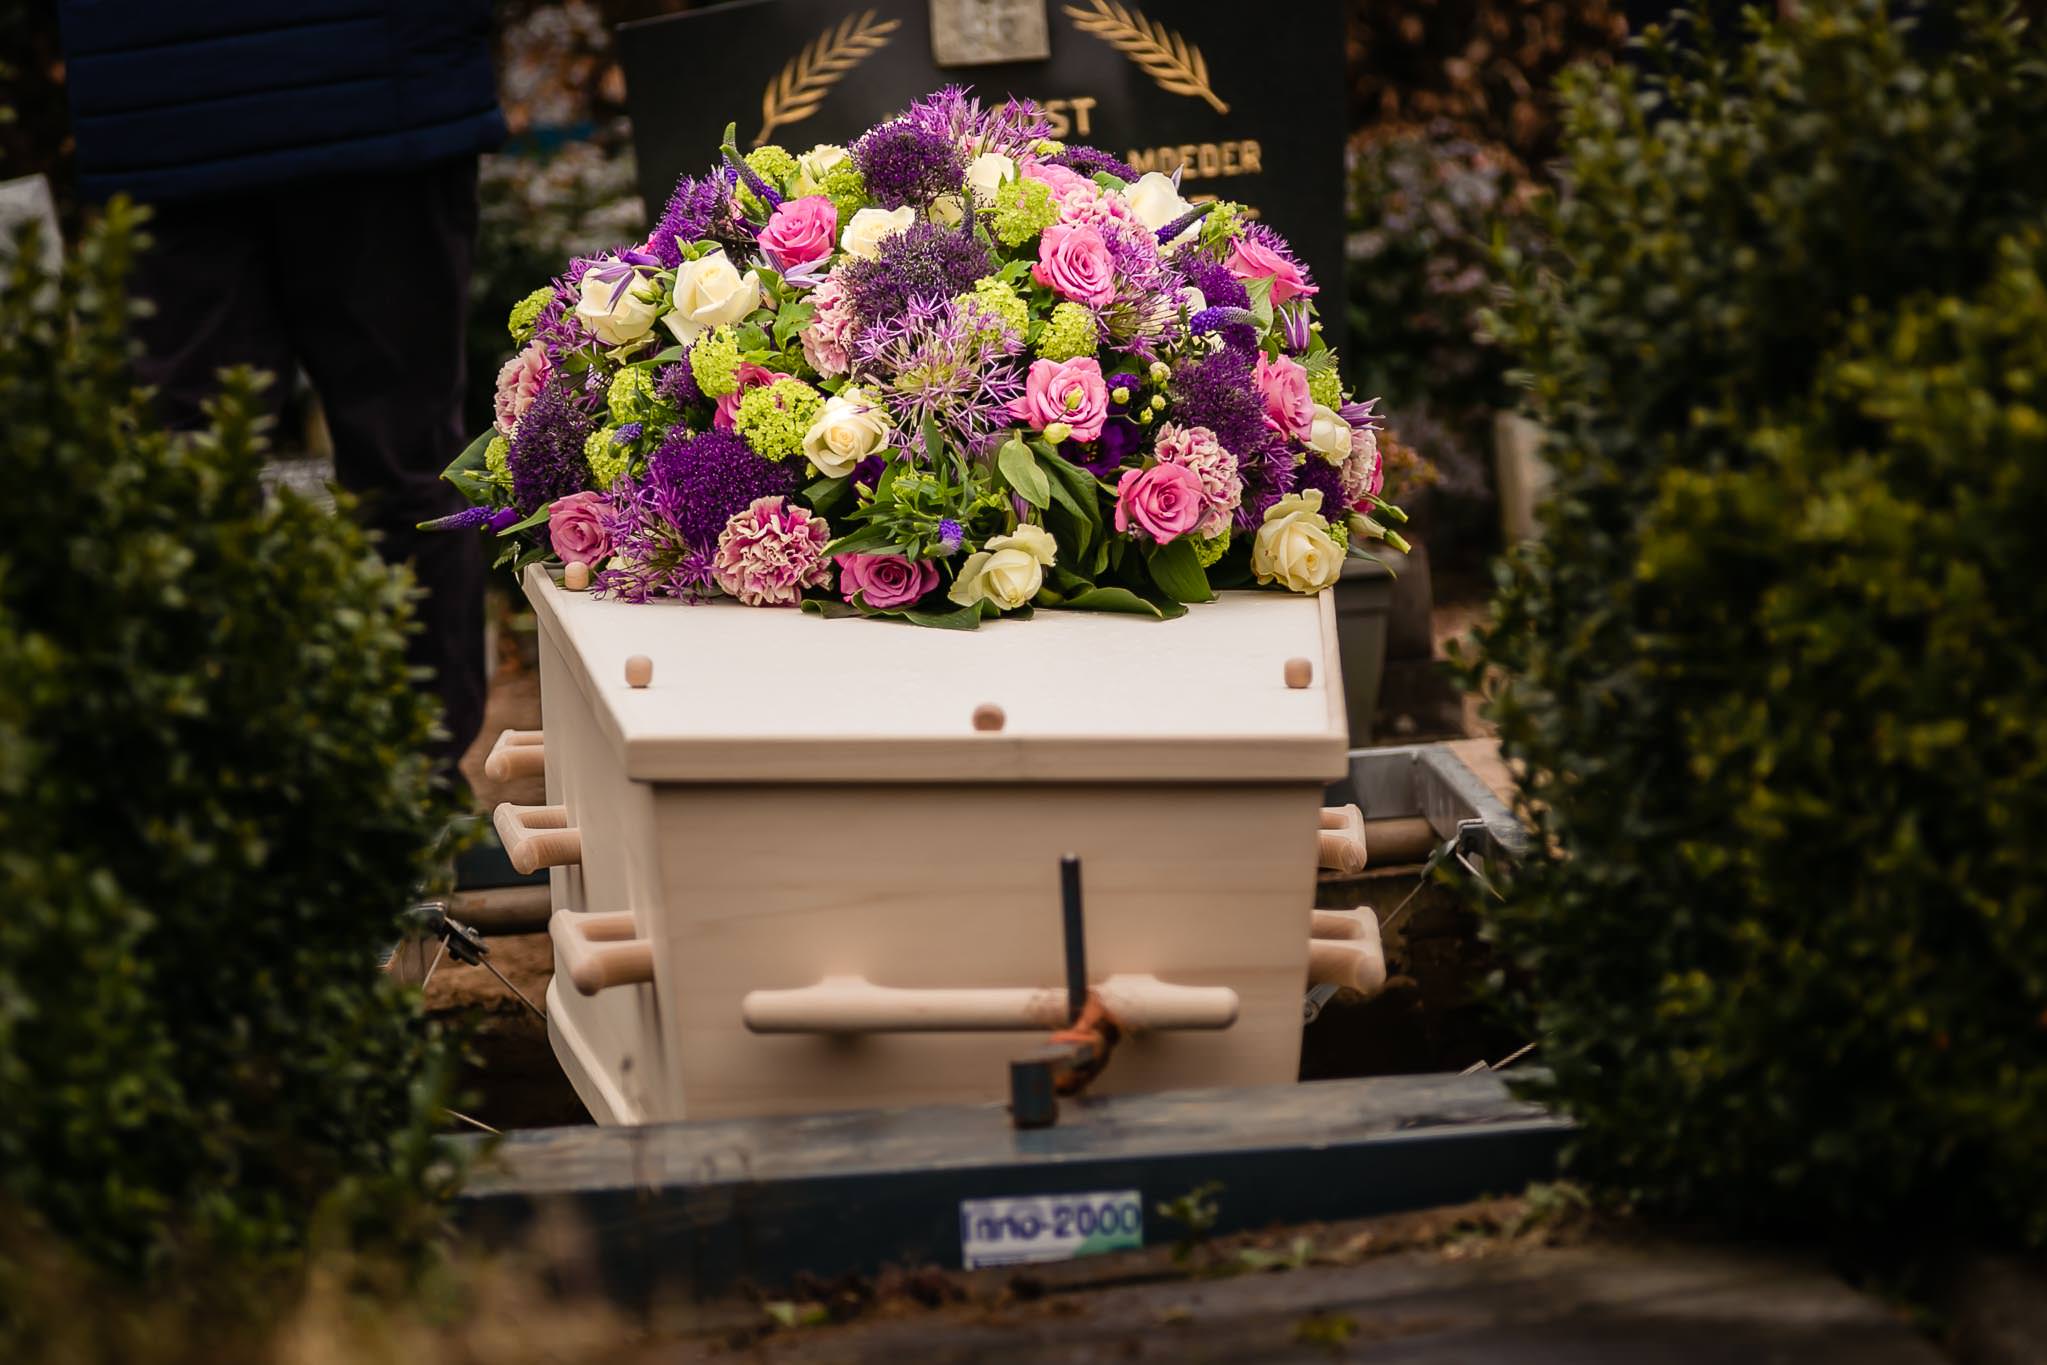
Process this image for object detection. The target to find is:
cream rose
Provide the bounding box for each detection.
[926,192,967,227]
[663,249,762,344]
[794,143,850,196]
[1307,403,1351,465]
[965,151,1017,204]
[1127,171,1195,244]
[801,386,894,477]
[840,206,916,261]
[948,524,1058,611]
[1252,490,1345,594]
[575,261,660,346]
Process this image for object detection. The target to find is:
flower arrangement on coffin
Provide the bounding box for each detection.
[435,87,1411,626]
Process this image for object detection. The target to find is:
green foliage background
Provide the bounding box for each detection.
[1466,1,2047,1243]
[0,202,460,1296]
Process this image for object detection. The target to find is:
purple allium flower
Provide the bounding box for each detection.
[507,378,596,513]
[840,220,991,331]
[852,294,1025,458]
[1239,441,1301,530]
[1170,349,1269,465]
[648,427,799,552]
[1051,145,1138,182]
[1092,218,1182,350]
[655,354,702,409]
[903,87,1052,161]
[1296,454,1347,511]
[937,518,965,554]
[593,475,718,603]
[853,119,967,208]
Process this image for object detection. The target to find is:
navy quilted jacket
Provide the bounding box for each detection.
[58,0,504,202]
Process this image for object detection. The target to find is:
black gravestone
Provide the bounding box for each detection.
[617,0,1346,349]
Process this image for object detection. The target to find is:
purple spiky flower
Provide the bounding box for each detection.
[851,294,1024,458]
[840,220,991,332]
[853,119,966,208]
[507,378,596,513]
[647,427,799,552]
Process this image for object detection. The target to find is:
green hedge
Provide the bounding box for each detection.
[0,201,459,1289]
[1466,1,2047,1244]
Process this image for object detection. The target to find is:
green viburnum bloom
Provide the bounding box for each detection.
[959,277,1030,339]
[1036,301,1099,361]
[583,427,631,490]
[990,178,1059,247]
[690,326,744,398]
[734,378,825,461]
[485,433,511,482]
[1199,201,1248,251]
[1192,529,1231,567]
[607,367,657,426]
[1308,367,1343,410]
[508,286,553,344]
[818,163,869,223]
[1326,519,1350,552]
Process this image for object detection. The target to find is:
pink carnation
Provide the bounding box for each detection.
[1253,352,1314,441]
[800,275,855,377]
[1011,356,1109,442]
[1021,158,1098,209]
[1340,427,1385,508]
[493,343,549,434]
[758,194,838,274]
[1150,422,1243,539]
[1226,235,1317,305]
[1031,223,1116,308]
[714,362,787,429]
[712,496,833,607]
[1114,462,1207,543]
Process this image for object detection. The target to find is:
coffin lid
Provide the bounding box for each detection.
[523,565,1347,784]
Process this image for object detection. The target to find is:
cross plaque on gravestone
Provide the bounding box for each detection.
[616,0,1348,350]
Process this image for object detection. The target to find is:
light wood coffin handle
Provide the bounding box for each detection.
[492,802,582,876]
[1311,909,1371,941]
[549,910,655,996]
[1317,803,1369,875]
[482,728,547,782]
[1307,911,1387,996]
[742,973,1238,1035]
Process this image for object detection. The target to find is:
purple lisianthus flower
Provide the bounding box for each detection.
[852,119,967,208]
[849,454,887,491]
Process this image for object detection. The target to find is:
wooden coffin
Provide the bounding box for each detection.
[516,564,1348,1123]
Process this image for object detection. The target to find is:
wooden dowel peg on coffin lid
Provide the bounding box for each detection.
[563,561,591,591]
[624,654,653,688]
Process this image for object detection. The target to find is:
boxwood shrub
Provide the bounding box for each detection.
[0,201,459,1287]
[1465,2,2047,1245]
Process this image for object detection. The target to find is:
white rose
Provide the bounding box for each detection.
[947,524,1059,611]
[964,152,1017,204]
[575,260,659,346]
[794,143,850,196]
[1251,491,1344,594]
[1307,403,1351,465]
[663,249,761,345]
[801,386,894,477]
[1179,286,1207,319]
[840,206,916,261]
[1127,171,1195,244]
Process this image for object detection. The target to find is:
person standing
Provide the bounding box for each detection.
[55,2,505,777]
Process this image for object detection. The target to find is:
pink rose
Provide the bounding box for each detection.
[1011,357,1109,442]
[1031,223,1116,308]
[1114,463,1207,543]
[714,362,786,429]
[548,491,612,565]
[1226,235,1317,305]
[758,195,838,274]
[1253,352,1314,440]
[493,343,549,434]
[838,552,939,610]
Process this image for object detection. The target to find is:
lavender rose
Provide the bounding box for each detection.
[548,490,612,565]
[1113,462,1207,543]
[838,552,939,609]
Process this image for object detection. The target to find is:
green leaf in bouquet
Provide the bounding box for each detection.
[822,522,896,559]
[1244,274,1275,329]
[903,602,987,630]
[1057,586,1174,619]
[443,427,497,500]
[772,299,817,350]
[996,258,1034,286]
[646,345,686,367]
[800,598,865,620]
[1143,538,1217,604]
[997,437,1052,509]
[804,473,852,515]
[735,322,771,354]
[497,502,554,537]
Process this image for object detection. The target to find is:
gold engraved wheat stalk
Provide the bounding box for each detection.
[754,10,902,148]
[1062,0,1229,116]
